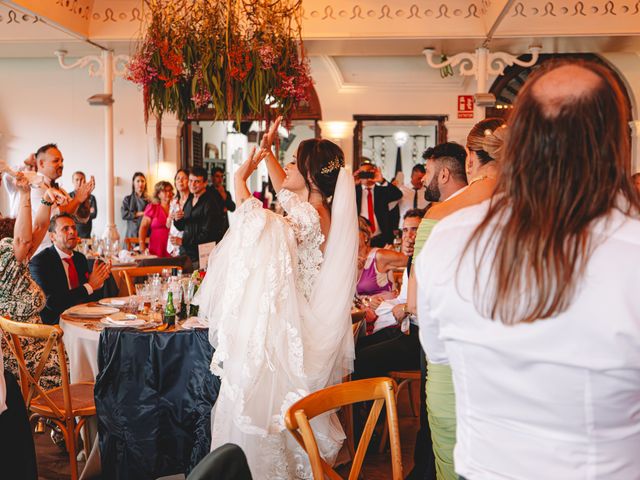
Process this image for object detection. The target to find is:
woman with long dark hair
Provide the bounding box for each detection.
[121,172,149,238]
[416,60,640,479]
[195,118,358,478]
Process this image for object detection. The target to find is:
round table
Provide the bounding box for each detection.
[60,306,218,479]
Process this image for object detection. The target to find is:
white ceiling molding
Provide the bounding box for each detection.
[315,54,466,94]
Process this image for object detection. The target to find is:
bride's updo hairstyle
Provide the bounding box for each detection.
[296,138,345,206]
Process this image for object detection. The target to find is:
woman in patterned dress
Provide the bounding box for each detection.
[0,173,66,390]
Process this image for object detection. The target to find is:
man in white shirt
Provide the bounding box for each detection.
[396,163,429,226]
[32,144,95,254]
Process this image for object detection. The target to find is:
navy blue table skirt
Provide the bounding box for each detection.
[95,328,219,480]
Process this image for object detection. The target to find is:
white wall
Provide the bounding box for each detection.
[0,57,159,236]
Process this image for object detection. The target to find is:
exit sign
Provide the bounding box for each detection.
[458,95,474,119]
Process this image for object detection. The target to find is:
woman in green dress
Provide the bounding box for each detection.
[408,120,506,480]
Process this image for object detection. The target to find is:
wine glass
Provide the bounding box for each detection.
[182,279,196,320]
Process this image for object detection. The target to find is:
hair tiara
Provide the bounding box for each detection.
[320,157,344,175]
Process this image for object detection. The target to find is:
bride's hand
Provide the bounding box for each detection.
[260,116,282,152]
[235,146,269,182]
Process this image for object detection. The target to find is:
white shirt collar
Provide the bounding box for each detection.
[53,244,72,260]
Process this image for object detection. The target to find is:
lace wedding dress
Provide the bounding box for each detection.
[195,168,358,479]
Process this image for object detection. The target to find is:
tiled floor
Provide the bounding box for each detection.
[36,393,420,479]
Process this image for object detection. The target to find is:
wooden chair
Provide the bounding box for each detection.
[124,237,148,251]
[378,369,421,452]
[0,317,95,480]
[122,265,182,295]
[340,319,365,459]
[285,377,403,480]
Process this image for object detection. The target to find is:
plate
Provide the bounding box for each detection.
[99,297,128,307]
[66,305,120,318]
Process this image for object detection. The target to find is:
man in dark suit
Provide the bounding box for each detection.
[355,162,403,247]
[173,166,225,269]
[30,213,110,325]
[207,167,235,237]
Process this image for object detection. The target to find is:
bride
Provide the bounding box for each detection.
[195,118,358,478]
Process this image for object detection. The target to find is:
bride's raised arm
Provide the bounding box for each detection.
[260,117,286,193]
[234,146,269,204]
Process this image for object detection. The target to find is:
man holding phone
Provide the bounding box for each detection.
[354,161,403,247]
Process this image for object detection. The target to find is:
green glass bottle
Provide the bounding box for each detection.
[164,291,176,326]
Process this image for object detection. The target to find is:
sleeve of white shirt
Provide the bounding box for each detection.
[84,283,94,295]
[415,238,449,364]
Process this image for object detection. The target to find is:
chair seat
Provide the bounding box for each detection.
[31,382,96,418]
[389,370,421,381]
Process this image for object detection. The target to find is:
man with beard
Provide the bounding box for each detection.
[421,142,468,212]
[32,144,95,254]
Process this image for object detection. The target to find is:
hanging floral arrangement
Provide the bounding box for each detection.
[126,0,311,128]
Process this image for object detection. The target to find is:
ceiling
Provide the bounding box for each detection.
[0,1,638,59]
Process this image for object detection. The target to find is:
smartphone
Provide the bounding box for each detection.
[358,171,375,179]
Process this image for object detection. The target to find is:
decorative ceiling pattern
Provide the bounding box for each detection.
[302,3,487,20]
[54,0,92,21]
[0,9,40,24]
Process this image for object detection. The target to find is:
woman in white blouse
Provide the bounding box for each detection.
[416,60,640,479]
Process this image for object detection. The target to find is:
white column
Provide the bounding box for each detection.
[103,50,118,242]
[146,116,183,184]
[318,121,357,170]
[475,47,488,119]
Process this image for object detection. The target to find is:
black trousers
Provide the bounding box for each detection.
[352,324,421,380]
[0,370,38,480]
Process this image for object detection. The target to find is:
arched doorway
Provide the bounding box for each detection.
[487,53,634,121]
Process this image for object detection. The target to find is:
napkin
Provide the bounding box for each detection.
[180,317,208,330]
[118,250,135,263]
[101,313,145,327]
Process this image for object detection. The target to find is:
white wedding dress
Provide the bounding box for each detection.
[194,168,358,479]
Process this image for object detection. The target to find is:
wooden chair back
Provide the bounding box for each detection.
[0,317,72,421]
[122,265,182,295]
[124,237,148,251]
[0,316,95,480]
[285,377,402,480]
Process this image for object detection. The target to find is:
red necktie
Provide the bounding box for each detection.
[366,188,376,233]
[63,258,80,289]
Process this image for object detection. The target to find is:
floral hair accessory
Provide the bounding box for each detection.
[320,157,344,175]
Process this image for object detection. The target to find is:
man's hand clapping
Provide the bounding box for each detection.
[88,260,111,291]
[76,175,95,203]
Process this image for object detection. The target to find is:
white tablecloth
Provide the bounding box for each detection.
[60,319,101,383]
